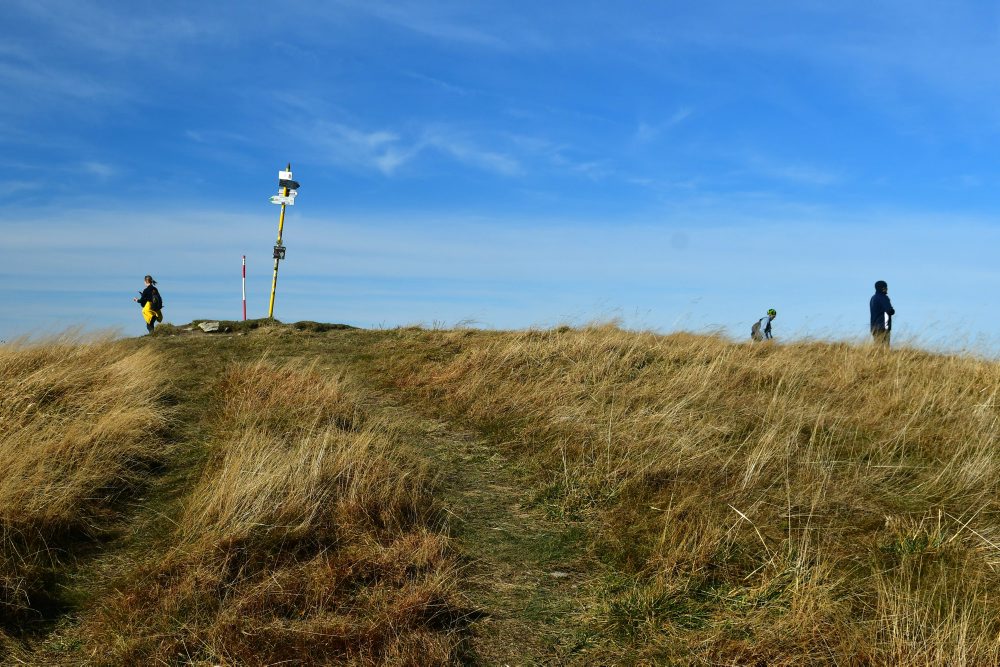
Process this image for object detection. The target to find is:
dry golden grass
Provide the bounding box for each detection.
[373,325,1000,665]
[0,335,166,628]
[89,359,462,666]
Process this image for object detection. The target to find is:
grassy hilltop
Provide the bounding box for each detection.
[2,323,1000,665]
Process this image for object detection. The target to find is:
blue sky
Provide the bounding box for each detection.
[2,1,999,351]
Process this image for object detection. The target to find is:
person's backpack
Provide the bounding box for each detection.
[750,319,764,341]
[149,286,163,310]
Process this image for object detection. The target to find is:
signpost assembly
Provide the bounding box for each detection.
[267,163,300,319]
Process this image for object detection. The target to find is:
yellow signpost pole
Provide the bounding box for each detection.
[267,162,292,319]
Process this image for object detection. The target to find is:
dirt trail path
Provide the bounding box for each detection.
[369,399,601,665]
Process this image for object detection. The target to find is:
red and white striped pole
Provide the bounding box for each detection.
[242,255,247,321]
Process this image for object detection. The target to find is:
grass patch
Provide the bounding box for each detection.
[0,334,167,636]
[291,320,358,333]
[186,317,279,334]
[85,358,464,665]
[365,324,1000,664]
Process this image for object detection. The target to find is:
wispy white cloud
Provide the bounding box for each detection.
[400,69,474,96]
[0,162,122,195]
[506,133,611,180]
[421,128,522,176]
[946,173,1000,191]
[0,57,115,106]
[634,107,694,144]
[310,122,416,175]
[566,161,612,180]
[6,0,221,59]
[81,161,115,179]
[185,130,252,145]
[330,0,527,50]
[624,175,701,191]
[0,180,43,197]
[745,157,841,187]
[705,150,842,188]
[305,119,522,177]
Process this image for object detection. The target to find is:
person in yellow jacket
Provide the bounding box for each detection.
[133,275,163,334]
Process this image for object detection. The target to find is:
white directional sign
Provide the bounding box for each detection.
[270,195,296,205]
[278,170,293,181]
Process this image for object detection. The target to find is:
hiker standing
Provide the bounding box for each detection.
[133,275,164,334]
[870,280,894,347]
[751,309,777,342]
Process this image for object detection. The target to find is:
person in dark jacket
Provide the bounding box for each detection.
[870,280,895,347]
[133,275,163,334]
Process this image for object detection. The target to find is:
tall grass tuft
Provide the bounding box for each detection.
[373,325,1000,664]
[0,335,166,631]
[89,359,462,666]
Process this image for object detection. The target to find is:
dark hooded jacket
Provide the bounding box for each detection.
[870,291,895,332]
[138,284,162,309]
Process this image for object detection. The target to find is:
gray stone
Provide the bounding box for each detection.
[198,321,221,333]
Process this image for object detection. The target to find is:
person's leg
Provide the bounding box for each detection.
[147,320,155,334]
[872,330,889,348]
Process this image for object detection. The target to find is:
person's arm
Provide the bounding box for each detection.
[764,318,772,339]
[886,297,895,317]
[136,286,150,306]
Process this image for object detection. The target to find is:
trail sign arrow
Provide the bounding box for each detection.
[278,178,300,190]
[270,195,296,205]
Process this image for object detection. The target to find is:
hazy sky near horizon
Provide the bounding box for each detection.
[2,1,999,351]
